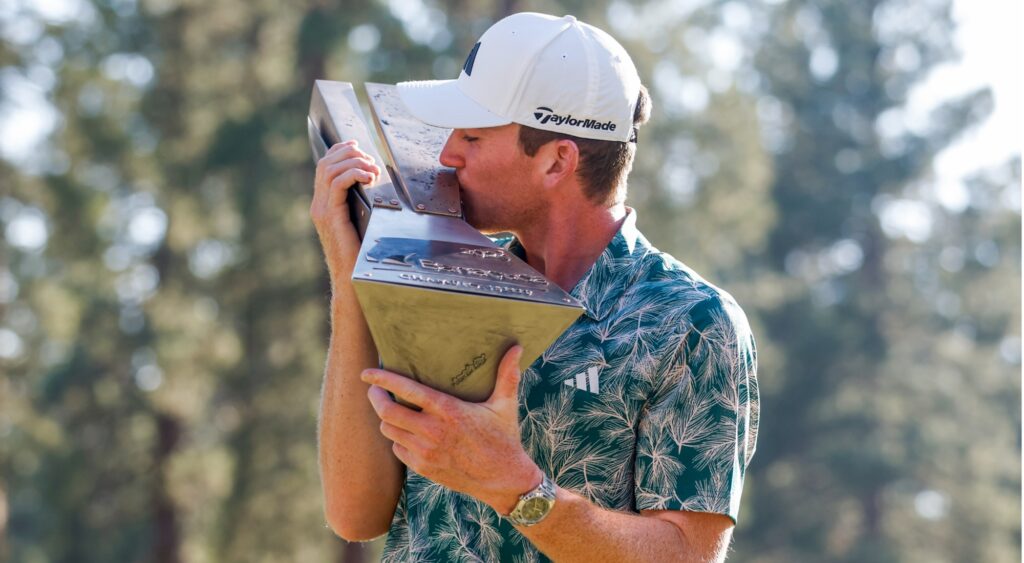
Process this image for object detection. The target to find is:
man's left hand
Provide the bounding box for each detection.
[361,345,542,515]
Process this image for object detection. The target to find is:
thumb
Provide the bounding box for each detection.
[488,345,524,406]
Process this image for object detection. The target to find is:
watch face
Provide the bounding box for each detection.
[521,497,550,521]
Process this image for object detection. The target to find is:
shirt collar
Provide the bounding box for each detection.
[570,208,646,320]
[505,208,646,321]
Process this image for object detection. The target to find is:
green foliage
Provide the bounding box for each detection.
[0,0,1018,561]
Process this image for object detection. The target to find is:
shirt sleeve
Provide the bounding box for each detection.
[633,294,759,524]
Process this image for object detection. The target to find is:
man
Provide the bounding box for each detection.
[311,12,759,563]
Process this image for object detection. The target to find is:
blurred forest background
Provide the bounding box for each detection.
[0,0,1020,561]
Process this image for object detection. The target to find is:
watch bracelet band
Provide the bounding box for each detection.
[506,473,557,526]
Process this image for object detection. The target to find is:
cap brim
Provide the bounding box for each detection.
[397,79,511,129]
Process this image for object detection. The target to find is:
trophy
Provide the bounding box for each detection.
[307,81,584,403]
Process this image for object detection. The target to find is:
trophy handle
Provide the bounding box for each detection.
[308,80,405,239]
[307,116,372,236]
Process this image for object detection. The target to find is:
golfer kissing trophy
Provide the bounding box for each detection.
[307,81,584,403]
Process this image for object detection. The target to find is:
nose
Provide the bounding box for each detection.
[439,131,464,168]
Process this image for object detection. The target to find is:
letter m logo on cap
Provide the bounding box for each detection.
[462,41,481,76]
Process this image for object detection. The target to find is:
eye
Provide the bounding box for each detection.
[462,134,479,143]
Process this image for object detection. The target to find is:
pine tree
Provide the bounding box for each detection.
[735,0,1020,561]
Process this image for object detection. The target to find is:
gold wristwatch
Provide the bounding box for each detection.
[507,474,557,526]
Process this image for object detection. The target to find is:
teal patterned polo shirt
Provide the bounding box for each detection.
[381,209,759,562]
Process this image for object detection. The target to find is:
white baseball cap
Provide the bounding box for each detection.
[397,12,641,142]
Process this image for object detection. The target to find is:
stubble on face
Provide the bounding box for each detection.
[460,179,542,236]
[453,126,543,236]
[461,190,515,235]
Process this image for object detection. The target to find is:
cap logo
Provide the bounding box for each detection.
[462,42,481,76]
[533,106,555,124]
[533,106,617,132]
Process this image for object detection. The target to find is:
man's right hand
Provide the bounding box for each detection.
[309,139,382,278]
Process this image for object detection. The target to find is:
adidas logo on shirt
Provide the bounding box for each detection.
[564,366,600,394]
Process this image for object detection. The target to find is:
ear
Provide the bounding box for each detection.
[538,139,580,189]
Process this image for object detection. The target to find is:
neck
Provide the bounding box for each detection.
[514,202,628,293]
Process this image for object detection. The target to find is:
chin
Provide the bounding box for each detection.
[466,215,494,234]
[464,213,504,236]
[461,197,512,234]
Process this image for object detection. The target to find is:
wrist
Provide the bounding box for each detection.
[318,231,361,277]
[325,253,357,280]
[505,473,558,527]
[486,461,544,516]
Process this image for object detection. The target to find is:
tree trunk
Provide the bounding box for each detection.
[154,413,182,563]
